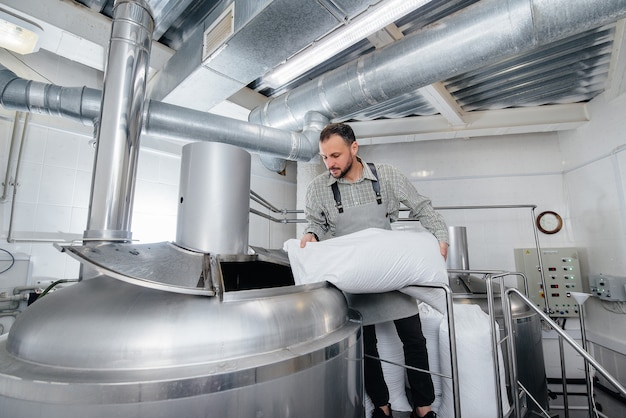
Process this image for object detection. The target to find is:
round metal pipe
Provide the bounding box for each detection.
[143,100,317,161]
[0,66,101,124]
[84,0,154,241]
[249,0,626,130]
[0,63,319,164]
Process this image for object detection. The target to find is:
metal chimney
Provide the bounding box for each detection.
[83,0,154,242]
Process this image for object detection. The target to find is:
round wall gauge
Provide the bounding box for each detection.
[536,211,563,234]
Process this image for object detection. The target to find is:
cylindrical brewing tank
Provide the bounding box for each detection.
[176,141,251,254]
[0,276,363,417]
[446,226,548,413]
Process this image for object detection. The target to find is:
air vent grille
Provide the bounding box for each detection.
[202,4,234,62]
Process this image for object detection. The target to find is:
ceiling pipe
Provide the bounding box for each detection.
[0,74,318,165]
[248,0,626,131]
[0,66,101,125]
[0,66,317,164]
[143,101,316,161]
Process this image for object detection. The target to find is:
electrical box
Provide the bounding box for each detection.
[514,248,582,317]
[589,274,626,302]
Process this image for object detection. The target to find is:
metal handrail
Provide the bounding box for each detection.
[503,287,626,417]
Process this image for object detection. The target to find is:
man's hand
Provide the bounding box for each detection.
[300,232,318,248]
[439,241,449,261]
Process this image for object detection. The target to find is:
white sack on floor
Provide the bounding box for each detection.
[283,228,449,312]
[375,321,413,412]
[437,304,510,418]
[419,303,445,411]
[363,302,443,415]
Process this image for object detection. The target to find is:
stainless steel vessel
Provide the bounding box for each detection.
[0,261,363,417]
[0,1,363,416]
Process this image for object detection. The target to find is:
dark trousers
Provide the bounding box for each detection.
[364,313,435,409]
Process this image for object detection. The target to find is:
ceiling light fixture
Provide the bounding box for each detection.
[0,10,42,55]
[263,0,432,88]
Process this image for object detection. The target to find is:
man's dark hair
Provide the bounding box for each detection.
[319,123,356,146]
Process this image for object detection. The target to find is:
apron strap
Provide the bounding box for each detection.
[331,181,344,213]
[331,163,382,213]
[367,163,383,205]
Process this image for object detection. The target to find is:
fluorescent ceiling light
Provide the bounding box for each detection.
[0,10,42,55]
[263,0,432,88]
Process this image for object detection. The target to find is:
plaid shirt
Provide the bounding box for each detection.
[304,157,449,242]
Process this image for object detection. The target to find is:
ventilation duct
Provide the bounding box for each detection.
[249,0,626,130]
[2,0,625,168]
[148,0,375,111]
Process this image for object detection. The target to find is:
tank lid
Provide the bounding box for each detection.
[7,275,349,370]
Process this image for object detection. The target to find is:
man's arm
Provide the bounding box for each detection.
[301,180,328,247]
[390,165,450,254]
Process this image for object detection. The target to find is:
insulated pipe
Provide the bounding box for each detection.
[83,0,153,242]
[0,65,318,164]
[0,67,101,125]
[143,101,317,162]
[248,0,626,130]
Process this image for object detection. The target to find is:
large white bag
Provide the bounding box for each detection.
[437,304,511,418]
[283,228,449,311]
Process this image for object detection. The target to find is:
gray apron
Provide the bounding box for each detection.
[332,173,419,326]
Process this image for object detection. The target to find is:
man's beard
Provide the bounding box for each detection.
[330,158,352,179]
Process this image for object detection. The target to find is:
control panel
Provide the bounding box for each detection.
[514,248,582,317]
[589,274,626,301]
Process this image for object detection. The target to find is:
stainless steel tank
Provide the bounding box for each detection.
[0,139,363,418]
[447,226,548,415]
[0,263,363,417]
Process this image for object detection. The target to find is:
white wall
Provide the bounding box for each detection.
[557,91,626,356]
[358,132,573,275]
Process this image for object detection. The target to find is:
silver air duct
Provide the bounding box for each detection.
[2,0,625,166]
[84,0,154,242]
[0,67,101,124]
[248,0,626,130]
[0,66,317,165]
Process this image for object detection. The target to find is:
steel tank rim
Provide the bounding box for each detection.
[6,275,352,369]
[0,314,361,404]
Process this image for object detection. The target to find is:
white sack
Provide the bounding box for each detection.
[362,303,443,415]
[437,304,510,418]
[419,302,445,411]
[283,228,449,312]
[375,321,413,412]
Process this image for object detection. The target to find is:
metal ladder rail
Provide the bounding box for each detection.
[503,287,626,417]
